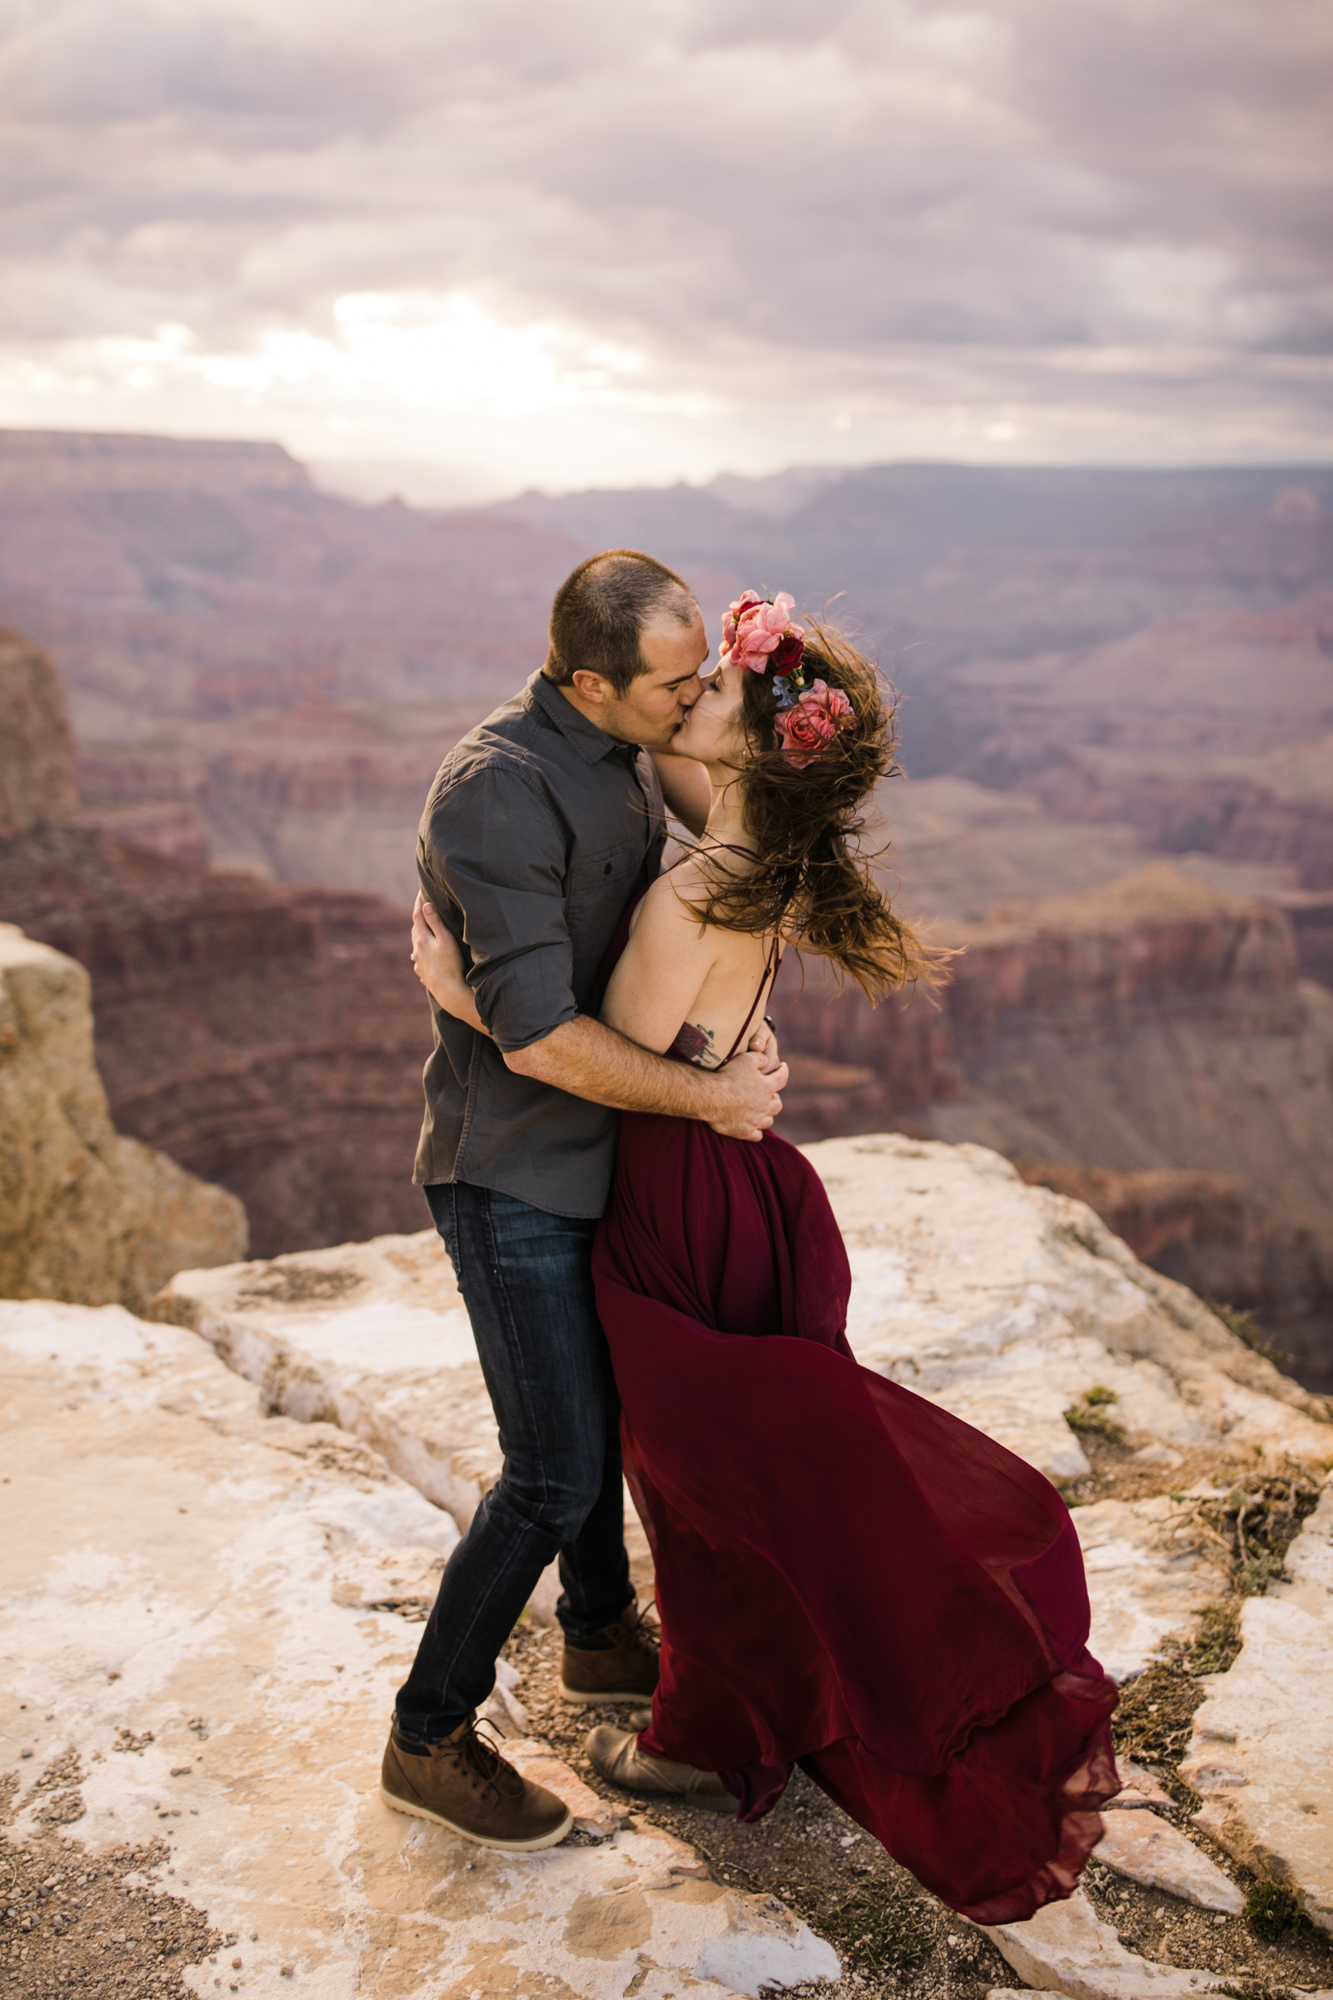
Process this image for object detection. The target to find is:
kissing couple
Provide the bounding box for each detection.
[381,548,1118,1923]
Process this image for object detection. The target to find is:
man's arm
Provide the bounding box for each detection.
[411,892,785,1141]
[507,1016,785,1144]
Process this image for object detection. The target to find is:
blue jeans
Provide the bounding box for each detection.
[394,1181,632,1741]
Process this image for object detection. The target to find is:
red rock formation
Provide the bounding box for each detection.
[774,865,1333,1387]
[0,440,587,739]
[0,634,433,1260]
[0,630,79,838]
[78,696,492,899]
[779,864,1304,1107]
[0,820,431,1258]
[1011,1162,1242,1266]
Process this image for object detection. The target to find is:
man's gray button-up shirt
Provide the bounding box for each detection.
[413,669,666,1217]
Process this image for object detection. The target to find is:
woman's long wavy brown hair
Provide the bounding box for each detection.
[689,621,950,1001]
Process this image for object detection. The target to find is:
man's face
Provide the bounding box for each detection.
[584,607,710,750]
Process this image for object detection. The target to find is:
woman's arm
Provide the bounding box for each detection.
[649,749,712,838]
[411,892,488,1032]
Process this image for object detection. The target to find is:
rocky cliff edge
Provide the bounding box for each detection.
[5,1137,1333,1999]
[0,922,247,1307]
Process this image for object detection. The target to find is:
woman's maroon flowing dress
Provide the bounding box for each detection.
[591,911,1119,1924]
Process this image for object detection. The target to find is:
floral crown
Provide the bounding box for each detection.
[719,589,855,769]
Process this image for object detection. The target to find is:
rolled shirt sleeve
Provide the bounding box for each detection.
[422,765,579,1054]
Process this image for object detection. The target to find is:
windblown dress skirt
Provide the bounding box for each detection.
[591,1105,1119,1923]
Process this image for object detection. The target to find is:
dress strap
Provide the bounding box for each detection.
[718,934,783,1067]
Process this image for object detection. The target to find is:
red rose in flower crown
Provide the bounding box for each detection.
[774,680,855,769]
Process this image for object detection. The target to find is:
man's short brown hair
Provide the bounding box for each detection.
[545,549,698,696]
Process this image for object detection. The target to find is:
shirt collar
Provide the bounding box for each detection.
[528,669,639,766]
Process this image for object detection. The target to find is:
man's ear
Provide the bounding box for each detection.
[570,669,611,704]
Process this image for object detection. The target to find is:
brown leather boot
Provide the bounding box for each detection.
[585,1723,736,1813]
[559,1599,661,1705]
[380,1716,572,1850]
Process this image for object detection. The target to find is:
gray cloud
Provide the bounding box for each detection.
[0,0,1328,486]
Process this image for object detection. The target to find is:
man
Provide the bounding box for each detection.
[380,548,787,1850]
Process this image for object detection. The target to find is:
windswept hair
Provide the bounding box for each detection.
[691,622,950,1001]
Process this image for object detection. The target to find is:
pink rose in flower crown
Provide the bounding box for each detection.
[721,590,806,672]
[721,590,763,651]
[774,679,855,768]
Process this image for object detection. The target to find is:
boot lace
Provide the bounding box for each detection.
[626,1598,661,1660]
[448,1716,508,1797]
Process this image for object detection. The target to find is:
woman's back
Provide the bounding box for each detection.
[601,848,780,1070]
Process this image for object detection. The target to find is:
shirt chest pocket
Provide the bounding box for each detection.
[565,842,644,929]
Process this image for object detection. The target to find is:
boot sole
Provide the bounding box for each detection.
[592,1777,736,1814]
[585,1762,736,1815]
[558,1680,657,1705]
[379,1783,573,1851]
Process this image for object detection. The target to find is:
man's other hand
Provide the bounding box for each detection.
[707,1048,788,1142]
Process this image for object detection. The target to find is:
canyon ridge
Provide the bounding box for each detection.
[1,429,1330,1386]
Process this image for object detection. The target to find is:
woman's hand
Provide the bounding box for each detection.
[411,891,487,1034]
[747,1017,782,1074]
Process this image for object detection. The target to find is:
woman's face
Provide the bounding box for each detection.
[670,657,750,769]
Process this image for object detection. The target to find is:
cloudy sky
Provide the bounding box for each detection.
[1,0,1330,500]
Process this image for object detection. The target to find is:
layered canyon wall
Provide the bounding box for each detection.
[0,650,247,1300]
[5,432,1332,1385]
[77,696,490,902]
[777,864,1333,1386]
[0,430,588,741]
[907,602,1333,982]
[0,636,433,1259]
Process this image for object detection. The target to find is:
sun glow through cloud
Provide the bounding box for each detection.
[60,294,658,418]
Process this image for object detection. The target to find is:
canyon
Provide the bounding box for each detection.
[777,862,1333,1387]
[6,430,1333,1997]
[0,633,431,1258]
[3,428,1332,1386]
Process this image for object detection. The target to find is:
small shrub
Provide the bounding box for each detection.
[1112,1653,1204,1768]
[1065,1394,1128,1446]
[1245,1880,1306,1943]
[1187,1601,1243,1676]
[1211,1980,1295,2000]
[1207,1299,1293,1372]
[1200,1471,1320,1596]
[1083,1383,1119,1406]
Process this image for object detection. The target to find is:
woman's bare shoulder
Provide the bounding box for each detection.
[630,863,710,942]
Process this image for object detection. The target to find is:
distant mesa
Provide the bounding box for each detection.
[0,427,309,496]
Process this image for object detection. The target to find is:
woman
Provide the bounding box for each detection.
[414,591,1118,1923]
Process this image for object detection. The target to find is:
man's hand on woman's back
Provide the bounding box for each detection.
[504,1015,786,1142]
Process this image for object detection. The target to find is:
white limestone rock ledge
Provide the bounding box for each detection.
[155,1133,1332,1682]
[1182,1477,1333,1935]
[0,1298,838,2000]
[1094,1808,1243,1913]
[153,1227,495,1527]
[978,1887,1333,2000]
